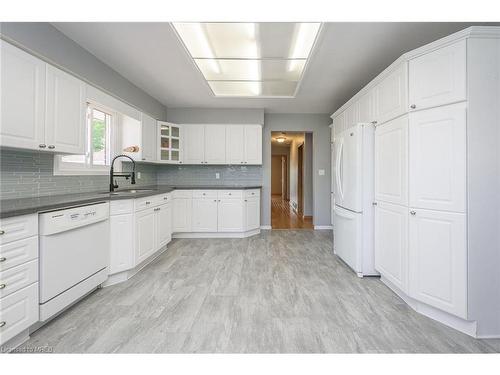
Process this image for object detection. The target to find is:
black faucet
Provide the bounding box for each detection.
[109,154,136,192]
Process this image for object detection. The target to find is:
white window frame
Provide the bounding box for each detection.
[54,101,118,176]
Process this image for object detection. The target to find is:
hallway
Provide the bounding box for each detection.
[271,195,313,229]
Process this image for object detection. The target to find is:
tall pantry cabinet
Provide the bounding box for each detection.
[331,27,500,338]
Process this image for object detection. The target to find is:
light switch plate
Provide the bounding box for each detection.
[215,173,220,179]
[318,169,325,176]
[137,172,141,179]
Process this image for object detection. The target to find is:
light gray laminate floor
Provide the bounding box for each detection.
[24,230,500,353]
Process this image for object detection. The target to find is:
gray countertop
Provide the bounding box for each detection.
[0,185,262,219]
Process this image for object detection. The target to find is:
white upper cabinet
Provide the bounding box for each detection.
[244,125,262,165]
[204,124,226,164]
[409,208,467,319]
[141,114,157,162]
[158,122,182,164]
[374,116,408,206]
[226,125,245,164]
[373,62,408,125]
[45,65,86,154]
[344,103,359,127]
[0,41,46,150]
[183,124,205,164]
[358,91,373,124]
[374,201,408,293]
[409,102,466,212]
[409,40,466,111]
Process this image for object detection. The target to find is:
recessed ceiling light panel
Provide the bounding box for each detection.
[172,22,321,98]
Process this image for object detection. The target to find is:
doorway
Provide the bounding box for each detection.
[271,131,313,229]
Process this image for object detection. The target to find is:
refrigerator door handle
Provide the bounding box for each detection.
[336,141,344,201]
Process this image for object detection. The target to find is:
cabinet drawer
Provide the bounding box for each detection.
[135,196,159,211]
[244,189,260,199]
[0,282,39,345]
[193,190,218,199]
[0,214,38,245]
[158,193,172,204]
[173,190,193,199]
[0,236,38,272]
[0,259,38,299]
[218,190,243,199]
[110,199,134,215]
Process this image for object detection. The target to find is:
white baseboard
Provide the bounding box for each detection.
[314,225,333,230]
[173,229,260,239]
[380,276,478,338]
[260,225,272,230]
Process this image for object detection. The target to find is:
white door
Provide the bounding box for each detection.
[409,103,466,212]
[183,124,205,164]
[409,208,467,318]
[192,198,218,232]
[334,125,362,212]
[217,199,244,232]
[333,206,362,274]
[141,114,157,162]
[204,124,227,164]
[135,208,156,264]
[244,125,262,165]
[245,197,260,231]
[373,62,408,125]
[172,198,192,233]
[45,65,86,154]
[374,201,408,293]
[374,116,408,206]
[409,40,466,111]
[156,203,172,248]
[0,41,46,150]
[226,125,245,164]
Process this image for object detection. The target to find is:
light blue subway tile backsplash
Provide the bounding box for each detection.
[0,149,263,200]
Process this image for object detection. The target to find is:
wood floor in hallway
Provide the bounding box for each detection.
[22,230,499,353]
[271,195,313,229]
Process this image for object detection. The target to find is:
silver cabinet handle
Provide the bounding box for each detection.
[142,158,146,161]
[0,257,6,262]
[213,200,217,202]
[0,284,5,289]
[372,202,377,206]
[39,144,47,148]
[410,210,416,215]
[228,193,232,195]
[0,230,5,235]
[48,145,55,149]
[163,197,168,200]
[410,104,416,109]
[145,201,151,205]
[0,321,6,328]
[244,199,247,202]
[371,121,377,125]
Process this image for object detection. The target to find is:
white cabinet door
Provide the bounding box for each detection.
[374,116,408,205]
[156,203,172,248]
[45,65,86,154]
[135,208,156,265]
[358,91,373,124]
[226,125,245,164]
[217,199,244,232]
[409,40,466,111]
[409,208,467,318]
[344,103,359,127]
[374,201,408,293]
[244,125,262,165]
[409,103,466,212]
[192,198,218,232]
[183,125,205,164]
[109,213,134,274]
[204,124,226,164]
[245,197,260,231]
[172,198,192,233]
[373,62,408,125]
[0,41,46,150]
[141,114,157,162]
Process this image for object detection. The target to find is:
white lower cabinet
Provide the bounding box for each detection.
[217,199,245,232]
[135,207,157,265]
[192,195,218,232]
[109,213,134,274]
[156,203,172,248]
[172,192,193,233]
[409,208,467,318]
[245,196,260,231]
[374,201,408,293]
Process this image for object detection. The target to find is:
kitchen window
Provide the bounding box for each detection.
[54,103,116,175]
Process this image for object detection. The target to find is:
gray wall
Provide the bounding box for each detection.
[0,22,167,120]
[166,108,264,125]
[0,149,156,199]
[263,114,332,227]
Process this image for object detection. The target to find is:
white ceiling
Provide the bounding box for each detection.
[53,22,497,114]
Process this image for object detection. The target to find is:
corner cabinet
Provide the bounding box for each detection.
[141,114,158,162]
[158,122,182,164]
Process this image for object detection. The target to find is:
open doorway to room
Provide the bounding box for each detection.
[271,131,313,229]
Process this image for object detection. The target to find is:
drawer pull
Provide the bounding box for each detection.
[0,284,5,289]
[145,201,151,205]
[0,257,6,262]
[0,230,4,235]
[0,321,6,328]
[48,145,55,149]
[163,197,168,200]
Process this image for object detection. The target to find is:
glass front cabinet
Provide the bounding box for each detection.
[157,121,182,163]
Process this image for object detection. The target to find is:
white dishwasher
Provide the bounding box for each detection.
[38,202,109,321]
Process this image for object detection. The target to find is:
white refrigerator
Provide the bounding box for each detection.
[333,122,378,277]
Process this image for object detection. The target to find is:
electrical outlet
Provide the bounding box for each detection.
[318,169,325,176]
[137,172,141,179]
[215,173,220,179]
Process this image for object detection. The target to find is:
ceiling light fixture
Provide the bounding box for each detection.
[288,23,321,72]
[276,133,287,143]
